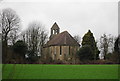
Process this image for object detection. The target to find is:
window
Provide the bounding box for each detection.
[60,46,62,56]
[53,30,55,34]
[69,46,70,55]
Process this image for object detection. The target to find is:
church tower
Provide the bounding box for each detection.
[50,22,60,40]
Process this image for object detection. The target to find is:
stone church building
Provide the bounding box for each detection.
[43,22,80,63]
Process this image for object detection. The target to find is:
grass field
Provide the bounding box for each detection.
[2,64,119,79]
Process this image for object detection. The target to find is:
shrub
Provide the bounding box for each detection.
[53,59,64,64]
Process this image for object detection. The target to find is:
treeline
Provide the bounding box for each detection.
[1,8,120,64]
[76,30,120,64]
[1,8,48,64]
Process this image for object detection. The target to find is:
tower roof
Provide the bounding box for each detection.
[46,31,80,46]
[51,22,60,29]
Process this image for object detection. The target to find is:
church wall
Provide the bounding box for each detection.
[50,46,60,60]
[43,45,80,61]
[60,46,69,60]
[43,45,80,64]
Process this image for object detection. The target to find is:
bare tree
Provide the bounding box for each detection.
[0,8,20,63]
[22,21,48,60]
[1,8,20,45]
[73,35,81,44]
[99,34,115,60]
[9,28,20,45]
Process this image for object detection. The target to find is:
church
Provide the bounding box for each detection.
[43,22,80,63]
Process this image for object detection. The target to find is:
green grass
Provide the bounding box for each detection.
[0,64,2,80]
[2,64,119,79]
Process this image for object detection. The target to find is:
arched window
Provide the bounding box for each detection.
[60,46,62,56]
[69,46,70,55]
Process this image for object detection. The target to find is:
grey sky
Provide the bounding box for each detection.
[0,0,118,40]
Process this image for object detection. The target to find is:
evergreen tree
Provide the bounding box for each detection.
[77,45,93,61]
[114,35,120,53]
[13,40,28,57]
[13,40,28,63]
[81,30,99,60]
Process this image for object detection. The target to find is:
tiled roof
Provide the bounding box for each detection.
[46,31,80,46]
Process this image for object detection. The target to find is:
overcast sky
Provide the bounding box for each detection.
[0,0,118,40]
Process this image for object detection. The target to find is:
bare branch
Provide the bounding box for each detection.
[1,8,20,45]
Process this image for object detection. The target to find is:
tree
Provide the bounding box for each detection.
[114,35,120,63]
[21,21,48,62]
[9,28,19,45]
[13,40,28,57]
[13,40,28,63]
[114,35,120,53]
[73,35,81,44]
[1,8,20,45]
[0,8,20,63]
[99,34,115,60]
[27,50,40,63]
[77,45,93,61]
[81,30,99,60]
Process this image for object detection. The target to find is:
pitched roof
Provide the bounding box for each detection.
[51,22,60,29]
[46,31,80,46]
